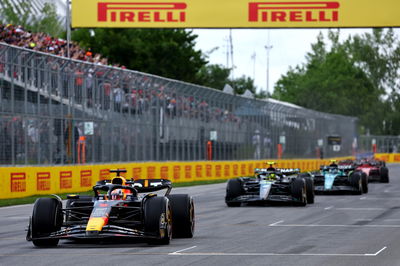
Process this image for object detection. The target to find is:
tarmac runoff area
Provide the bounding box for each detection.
[1,164,400,266]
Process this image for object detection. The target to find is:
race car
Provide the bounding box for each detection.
[313,161,368,194]
[26,169,194,247]
[355,158,389,183]
[225,162,314,207]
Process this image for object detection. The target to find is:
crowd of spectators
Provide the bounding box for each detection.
[0,24,114,66]
[0,23,242,125]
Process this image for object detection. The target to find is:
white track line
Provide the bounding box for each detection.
[269,220,284,226]
[170,246,197,254]
[365,246,387,256]
[335,208,385,211]
[0,204,31,210]
[324,206,334,210]
[169,247,387,257]
[360,197,366,200]
[269,224,400,228]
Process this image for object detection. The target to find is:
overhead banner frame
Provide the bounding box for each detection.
[72,0,400,28]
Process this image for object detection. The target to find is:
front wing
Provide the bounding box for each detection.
[226,194,302,204]
[314,185,358,194]
[26,218,159,242]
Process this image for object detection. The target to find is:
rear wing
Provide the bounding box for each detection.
[96,179,172,194]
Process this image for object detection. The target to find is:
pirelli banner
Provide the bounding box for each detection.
[0,157,357,199]
[72,0,400,28]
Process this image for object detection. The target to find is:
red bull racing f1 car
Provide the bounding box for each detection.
[26,169,195,247]
[225,162,315,207]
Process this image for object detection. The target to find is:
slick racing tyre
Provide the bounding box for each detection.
[350,172,363,195]
[225,179,243,207]
[167,194,195,238]
[144,196,172,245]
[305,177,315,204]
[299,174,314,204]
[31,198,63,247]
[380,167,389,183]
[291,178,307,206]
[361,172,368,193]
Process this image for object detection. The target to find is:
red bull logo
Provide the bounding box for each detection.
[98,2,187,23]
[249,2,339,22]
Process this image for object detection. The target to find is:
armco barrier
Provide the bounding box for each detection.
[0,157,355,199]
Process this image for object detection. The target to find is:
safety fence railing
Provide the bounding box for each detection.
[359,135,400,154]
[0,43,358,165]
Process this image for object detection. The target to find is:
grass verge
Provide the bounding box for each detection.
[0,179,228,208]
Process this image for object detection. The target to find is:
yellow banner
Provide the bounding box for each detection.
[72,0,400,28]
[0,157,355,199]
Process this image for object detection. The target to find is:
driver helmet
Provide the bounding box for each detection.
[266,173,277,180]
[111,189,125,200]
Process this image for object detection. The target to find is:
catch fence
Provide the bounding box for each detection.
[0,43,357,165]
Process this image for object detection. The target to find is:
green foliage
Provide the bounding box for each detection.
[0,1,64,37]
[0,0,31,27]
[196,64,231,90]
[273,29,400,135]
[31,3,64,37]
[228,75,257,95]
[72,28,207,83]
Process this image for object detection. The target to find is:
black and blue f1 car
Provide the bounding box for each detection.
[225,163,315,207]
[26,169,194,247]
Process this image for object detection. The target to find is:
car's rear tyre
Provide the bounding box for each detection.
[225,179,243,207]
[167,194,195,238]
[144,196,172,245]
[361,172,368,193]
[380,167,389,183]
[350,172,363,195]
[31,198,62,247]
[291,178,307,206]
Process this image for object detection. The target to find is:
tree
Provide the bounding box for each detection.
[0,1,64,37]
[72,28,207,84]
[272,30,389,134]
[0,0,31,27]
[196,64,231,90]
[228,75,257,95]
[31,3,64,37]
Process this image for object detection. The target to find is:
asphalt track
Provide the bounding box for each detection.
[1,164,400,266]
